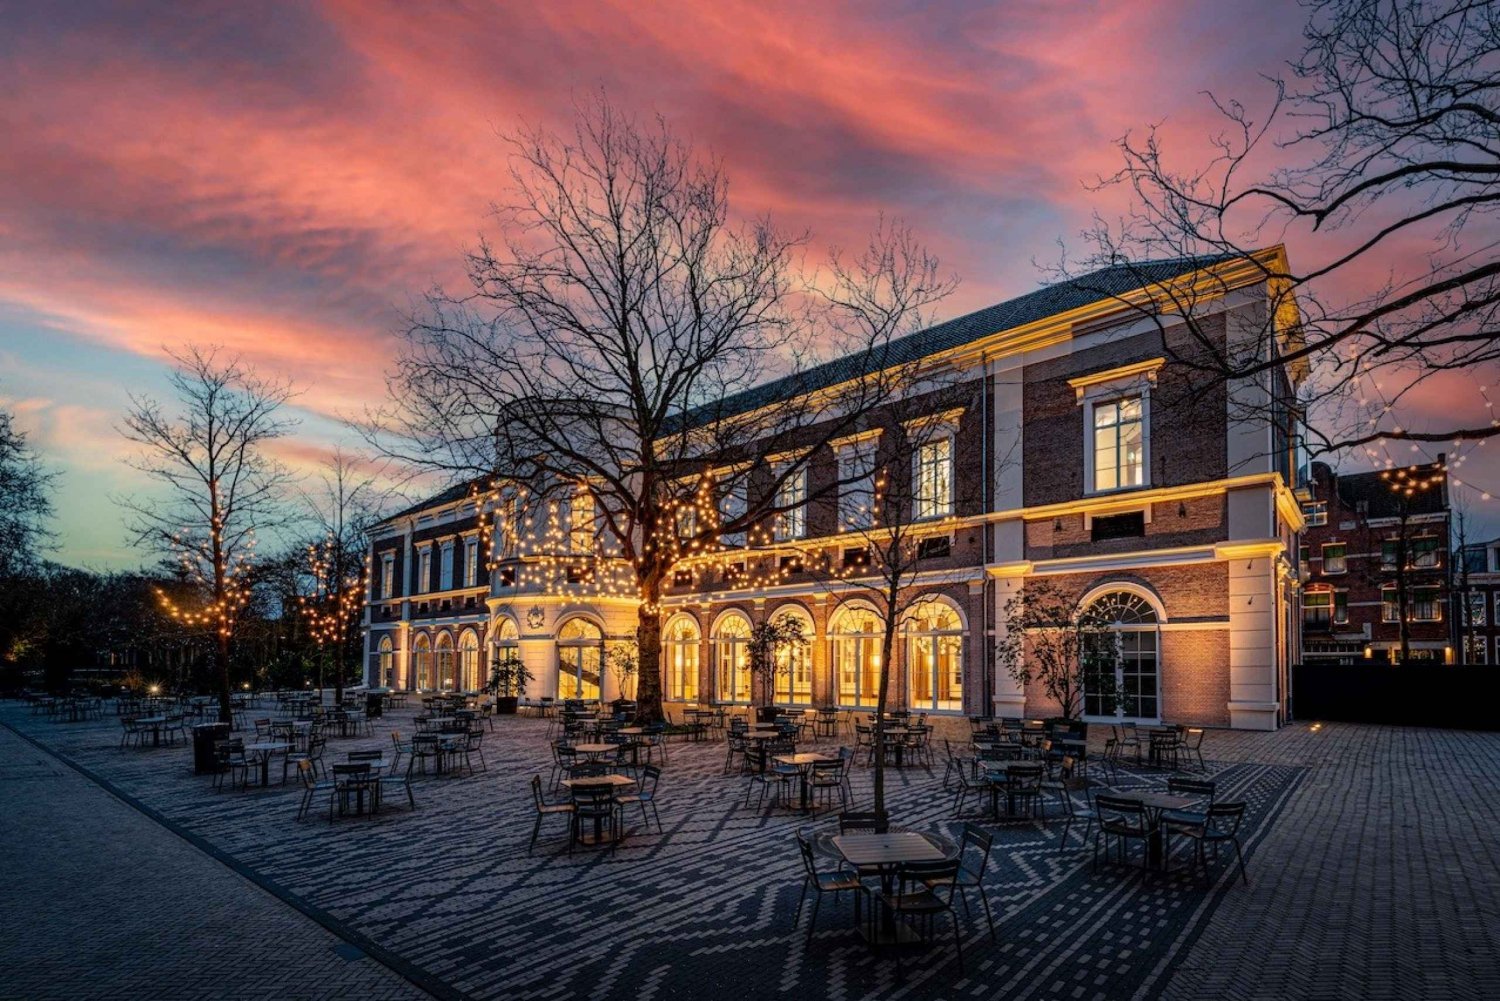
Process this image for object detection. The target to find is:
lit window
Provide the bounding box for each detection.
[1412,586,1441,622]
[1381,587,1399,622]
[570,492,594,553]
[1092,396,1145,492]
[1321,543,1346,574]
[662,616,701,701]
[914,437,954,520]
[1411,536,1440,569]
[1303,591,1332,628]
[1463,635,1488,665]
[718,475,747,546]
[381,553,395,598]
[773,466,806,541]
[1465,593,1487,628]
[712,613,752,703]
[904,603,964,712]
[463,538,478,587]
[771,608,814,706]
[838,441,878,530]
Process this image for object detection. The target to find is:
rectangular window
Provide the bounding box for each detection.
[1303,591,1332,629]
[1466,593,1487,628]
[718,475,747,546]
[837,442,877,530]
[381,553,395,598]
[1091,511,1145,541]
[1298,545,1309,565]
[439,541,454,591]
[1321,543,1346,575]
[914,437,954,519]
[1463,635,1488,665]
[417,547,432,594]
[1092,396,1144,492]
[917,536,951,560]
[842,546,870,568]
[1381,587,1398,623]
[463,538,478,587]
[1412,586,1441,621]
[1381,541,1397,570]
[773,466,806,541]
[1411,536,1440,569]
[570,492,594,553]
[1333,590,1348,625]
[1301,500,1327,526]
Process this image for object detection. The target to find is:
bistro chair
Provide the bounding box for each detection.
[569,786,619,854]
[941,739,973,791]
[1000,762,1044,820]
[529,775,573,851]
[944,823,997,940]
[294,759,336,822]
[212,739,251,792]
[1182,727,1207,770]
[1165,802,1249,886]
[838,810,889,835]
[1053,774,1098,853]
[616,764,663,833]
[1093,795,1151,874]
[388,731,412,773]
[1164,777,1216,827]
[951,765,991,819]
[283,734,326,783]
[1113,723,1143,765]
[874,859,965,976]
[809,759,847,814]
[793,829,864,942]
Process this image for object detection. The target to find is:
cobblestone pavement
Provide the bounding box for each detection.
[2,704,1496,1001]
[0,724,432,1001]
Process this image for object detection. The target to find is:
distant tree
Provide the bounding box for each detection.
[746,613,808,709]
[1074,0,1500,458]
[0,405,55,576]
[118,347,297,722]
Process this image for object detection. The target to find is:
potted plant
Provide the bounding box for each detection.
[748,615,808,716]
[486,654,533,715]
[607,641,639,705]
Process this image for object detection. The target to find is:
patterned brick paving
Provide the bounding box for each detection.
[2,705,1496,1000]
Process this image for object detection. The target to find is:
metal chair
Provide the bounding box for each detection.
[873,859,965,976]
[793,829,864,941]
[528,775,573,851]
[1165,802,1248,886]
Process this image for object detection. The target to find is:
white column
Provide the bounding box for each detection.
[1228,556,1280,729]
[991,575,1027,717]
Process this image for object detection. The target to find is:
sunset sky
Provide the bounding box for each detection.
[4,0,1497,569]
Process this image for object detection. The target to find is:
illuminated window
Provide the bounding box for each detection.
[770,606,814,706]
[904,602,964,712]
[557,618,603,701]
[914,437,954,520]
[434,632,456,690]
[569,492,594,553]
[712,613,752,703]
[830,605,882,708]
[380,553,395,598]
[464,538,478,587]
[1412,586,1441,621]
[417,547,433,594]
[1467,593,1488,628]
[662,615,700,702]
[1304,591,1332,628]
[773,466,806,541]
[458,629,480,690]
[412,634,433,689]
[1091,396,1145,492]
[377,635,394,687]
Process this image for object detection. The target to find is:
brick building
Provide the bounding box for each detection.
[364,248,1308,729]
[1454,539,1500,664]
[1298,460,1452,664]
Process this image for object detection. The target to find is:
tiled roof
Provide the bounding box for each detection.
[377,476,490,526]
[1330,462,1449,519]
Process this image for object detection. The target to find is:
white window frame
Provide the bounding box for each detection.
[1071,363,1158,496]
[1333,589,1348,625]
[1321,543,1347,575]
[570,491,594,554]
[416,545,433,594]
[773,464,807,542]
[463,537,478,587]
[718,471,748,547]
[1465,592,1487,628]
[1381,587,1398,623]
[1302,500,1328,526]
[380,553,395,599]
[439,540,455,591]
[1463,634,1488,665]
[835,434,879,531]
[913,436,955,521]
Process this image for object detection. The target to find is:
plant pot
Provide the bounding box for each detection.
[496,696,519,715]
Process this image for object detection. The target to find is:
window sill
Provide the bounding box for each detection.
[1083,483,1151,498]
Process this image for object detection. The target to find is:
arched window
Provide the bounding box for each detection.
[1080,591,1160,721]
[904,601,964,712]
[435,632,456,691]
[377,635,394,688]
[770,605,814,706]
[491,617,520,685]
[458,629,481,692]
[830,604,882,708]
[412,634,432,691]
[557,617,603,701]
[712,611,752,704]
[662,614,701,702]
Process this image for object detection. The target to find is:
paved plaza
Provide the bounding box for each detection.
[1,704,1497,1001]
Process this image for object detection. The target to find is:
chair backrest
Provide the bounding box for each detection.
[530,775,546,809]
[348,750,382,762]
[1185,727,1205,749]
[1168,777,1216,802]
[1095,795,1147,822]
[640,764,662,790]
[794,830,818,877]
[1207,801,1246,834]
[838,810,889,834]
[960,821,993,872]
[298,759,317,788]
[332,763,370,779]
[898,858,960,896]
[1059,754,1077,778]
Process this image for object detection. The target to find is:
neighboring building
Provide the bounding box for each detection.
[364,248,1308,730]
[1454,538,1500,665]
[1298,459,1451,664]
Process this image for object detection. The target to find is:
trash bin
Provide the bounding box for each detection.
[192,722,230,775]
[366,691,384,718]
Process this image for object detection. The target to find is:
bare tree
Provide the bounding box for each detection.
[119,347,297,722]
[296,449,381,703]
[368,97,945,723]
[1069,0,1500,462]
[995,581,1121,722]
[0,403,56,576]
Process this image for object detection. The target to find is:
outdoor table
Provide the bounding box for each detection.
[332,765,378,816]
[572,742,617,763]
[771,752,838,812]
[832,831,954,944]
[242,741,291,787]
[1102,790,1198,867]
[873,726,912,768]
[135,715,169,747]
[561,774,636,846]
[739,731,784,773]
[981,761,1044,818]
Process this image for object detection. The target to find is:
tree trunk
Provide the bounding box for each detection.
[214,629,232,724]
[634,570,665,724]
[872,598,898,823]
